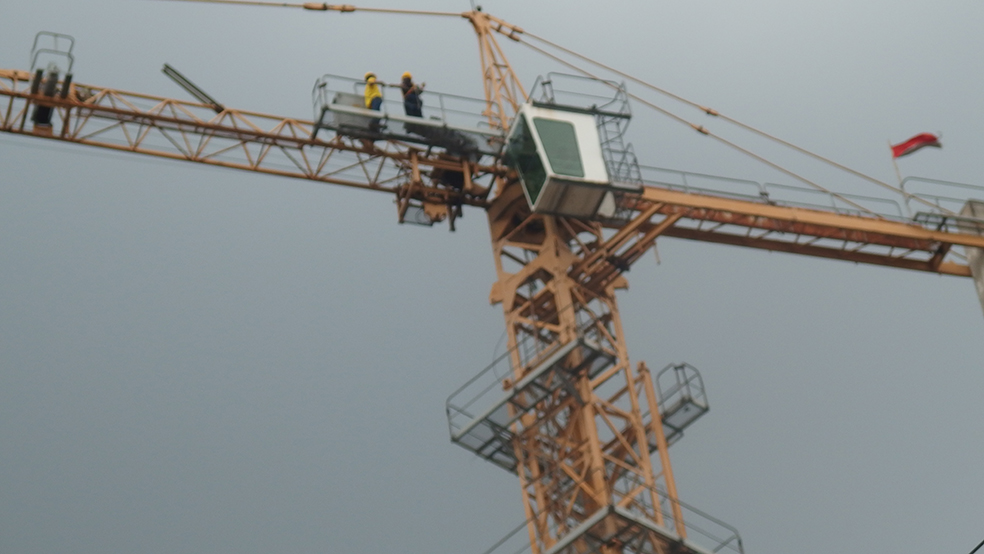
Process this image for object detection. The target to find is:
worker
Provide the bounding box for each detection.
[400,72,424,117]
[364,72,384,133]
[364,72,383,110]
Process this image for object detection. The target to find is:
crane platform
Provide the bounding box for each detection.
[483,502,744,554]
[311,74,504,161]
[446,334,617,472]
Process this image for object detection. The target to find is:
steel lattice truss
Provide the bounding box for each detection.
[624,187,982,277]
[485,184,742,554]
[0,69,499,225]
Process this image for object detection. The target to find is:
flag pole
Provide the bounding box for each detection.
[890,140,912,218]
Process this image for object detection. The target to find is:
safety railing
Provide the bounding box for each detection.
[528,72,632,118]
[634,164,959,223]
[30,31,75,74]
[446,303,619,471]
[901,176,984,218]
[478,485,744,554]
[653,363,709,446]
[761,182,907,218]
[311,74,503,154]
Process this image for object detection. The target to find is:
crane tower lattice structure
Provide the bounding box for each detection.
[3,6,984,554]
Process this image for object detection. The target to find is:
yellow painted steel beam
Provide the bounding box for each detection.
[0,69,497,210]
[484,182,701,554]
[661,226,972,277]
[636,184,984,251]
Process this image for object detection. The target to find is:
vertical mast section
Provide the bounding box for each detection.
[482,183,694,554]
[463,11,527,132]
[457,15,709,552]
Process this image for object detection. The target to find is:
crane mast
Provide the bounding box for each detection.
[480,183,700,554]
[3,8,984,554]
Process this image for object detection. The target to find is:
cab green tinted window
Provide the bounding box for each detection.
[506,116,547,203]
[533,117,584,178]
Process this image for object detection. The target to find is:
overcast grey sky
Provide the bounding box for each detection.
[1,2,983,554]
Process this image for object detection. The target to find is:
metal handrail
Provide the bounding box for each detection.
[901,176,984,195]
[478,480,745,554]
[30,32,75,73]
[530,72,632,116]
[763,182,907,219]
[313,73,496,132]
[445,301,608,426]
[634,165,981,225]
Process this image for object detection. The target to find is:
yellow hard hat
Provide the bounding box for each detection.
[364,72,376,81]
[402,71,412,79]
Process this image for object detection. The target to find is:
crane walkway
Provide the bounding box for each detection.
[612,168,984,278]
[311,74,504,160]
[482,502,744,554]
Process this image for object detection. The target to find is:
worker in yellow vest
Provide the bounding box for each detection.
[363,72,384,133]
[364,72,383,110]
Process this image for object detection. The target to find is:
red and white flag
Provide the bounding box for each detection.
[891,133,941,158]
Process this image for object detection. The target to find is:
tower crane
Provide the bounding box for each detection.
[2,4,982,554]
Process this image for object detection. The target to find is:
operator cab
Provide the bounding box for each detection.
[505,74,644,220]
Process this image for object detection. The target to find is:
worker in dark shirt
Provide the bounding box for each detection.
[400,72,424,117]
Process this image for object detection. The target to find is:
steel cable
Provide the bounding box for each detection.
[515,38,878,217]
[518,30,957,216]
[151,2,958,217]
[152,0,462,17]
